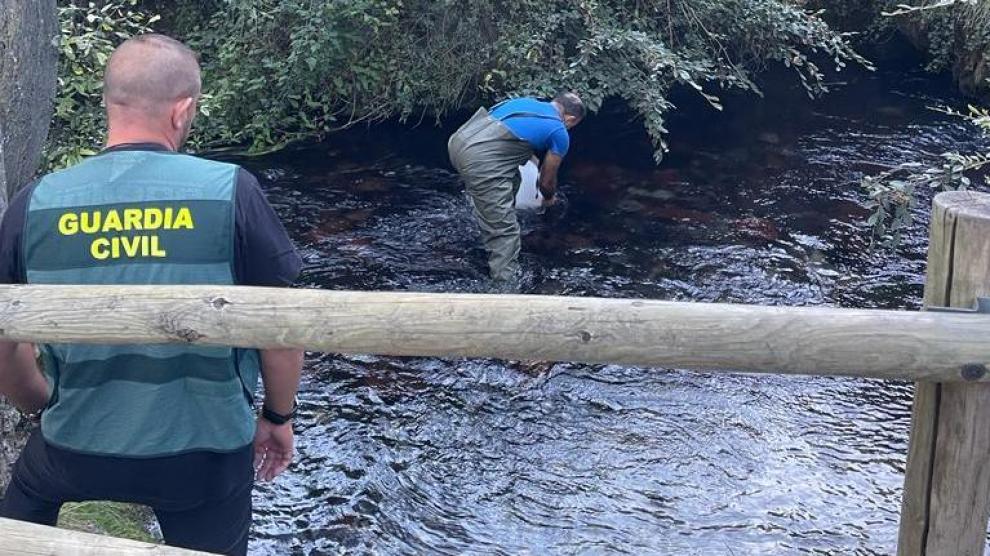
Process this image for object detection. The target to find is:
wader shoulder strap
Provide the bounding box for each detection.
[495,111,562,123]
[489,99,510,112]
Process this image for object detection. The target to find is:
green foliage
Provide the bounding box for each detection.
[863,104,990,247]
[183,0,422,153]
[47,1,867,162]
[883,0,979,16]
[46,0,159,170]
[171,0,867,159]
[483,1,870,162]
[862,0,990,248]
[810,0,990,75]
[903,0,990,74]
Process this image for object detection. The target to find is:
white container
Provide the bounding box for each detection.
[515,160,543,210]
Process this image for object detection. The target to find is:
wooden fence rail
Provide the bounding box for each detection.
[0,190,988,555]
[0,517,208,555]
[0,284,988,382]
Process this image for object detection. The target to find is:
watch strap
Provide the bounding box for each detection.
[261,402,296,425]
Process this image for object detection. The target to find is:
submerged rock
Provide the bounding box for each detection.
[876,105,907,119]
[758,131,782,145]
[642,204,718,224]
[353,176,392,193]
[730,216,781,242]
[627,187,677,201]
[307,208,376,240]
[617,199,646,213]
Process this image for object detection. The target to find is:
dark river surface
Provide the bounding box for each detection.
[223,67,990,555]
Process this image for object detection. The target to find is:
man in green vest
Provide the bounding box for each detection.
[0,35,303,555]
[448,93,584,285]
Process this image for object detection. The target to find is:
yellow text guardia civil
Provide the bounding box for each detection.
[57,206,196,260]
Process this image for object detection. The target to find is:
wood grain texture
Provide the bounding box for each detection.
[898,381,940,555]
[0,517,209,555]
[898,191,990,556]
[0,283,989,381]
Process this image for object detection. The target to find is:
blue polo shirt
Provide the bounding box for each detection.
[489,98,570,157]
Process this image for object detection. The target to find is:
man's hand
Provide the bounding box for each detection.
[255,347,303,481]
[253,417,294,482]
[0,342,48,413]
[539,152,564,205]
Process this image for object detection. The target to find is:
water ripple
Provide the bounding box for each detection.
[225,69,990,554]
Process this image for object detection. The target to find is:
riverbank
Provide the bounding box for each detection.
[806,0,990,101]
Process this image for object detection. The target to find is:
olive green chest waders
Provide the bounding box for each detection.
[448,107,535,283]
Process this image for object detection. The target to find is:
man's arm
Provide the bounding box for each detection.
[233,171,304,413]
[260,348,304,416]
[233,168,305,406]
[539,152,564,203]
[0,342,47,413]
[0,184,47,414]
[234,168,305,481]
[253,347,304,481]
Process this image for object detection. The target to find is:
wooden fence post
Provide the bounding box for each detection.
[898,191,990,555]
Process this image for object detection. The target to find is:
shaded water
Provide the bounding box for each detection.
[227,69,989,554]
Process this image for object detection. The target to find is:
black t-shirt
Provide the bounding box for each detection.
[0,143,302,286]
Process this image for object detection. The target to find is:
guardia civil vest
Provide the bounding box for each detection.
[23,149,261,457]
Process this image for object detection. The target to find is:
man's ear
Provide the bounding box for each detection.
[171,97,197,130]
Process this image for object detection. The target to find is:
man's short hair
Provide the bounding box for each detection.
[103,34,201,113]
[553,92,585,120]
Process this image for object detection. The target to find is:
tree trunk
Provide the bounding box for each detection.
[0,0,58,203]
[0,0,58,493]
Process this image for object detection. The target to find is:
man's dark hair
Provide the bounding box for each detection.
[553,92,585,119]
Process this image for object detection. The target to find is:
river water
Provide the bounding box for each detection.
[226,68,989,555]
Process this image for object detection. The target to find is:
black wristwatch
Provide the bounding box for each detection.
[261,401,297,426]
[19,408,42,426]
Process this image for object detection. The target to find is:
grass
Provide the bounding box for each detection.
[57,501,158,543]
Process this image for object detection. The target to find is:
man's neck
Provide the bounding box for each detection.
[105,129,177,151]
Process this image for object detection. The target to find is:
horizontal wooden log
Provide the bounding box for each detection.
[0,284,988,382]
[0,517,209,555]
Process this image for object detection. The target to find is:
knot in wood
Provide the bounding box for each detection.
[157,313,205,343]
[961,363,988,382]
[175,329,204,343]
[209,296,231,310]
